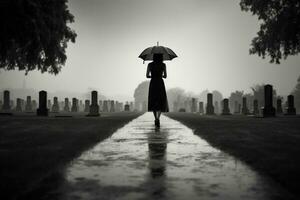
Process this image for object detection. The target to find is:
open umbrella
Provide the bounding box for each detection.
[139,42,177,62]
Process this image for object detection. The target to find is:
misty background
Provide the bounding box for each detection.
[0,0,299,103]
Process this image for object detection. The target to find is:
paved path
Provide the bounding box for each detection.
[54,113,292,200]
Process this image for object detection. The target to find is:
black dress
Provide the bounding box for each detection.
[148,62,169,112]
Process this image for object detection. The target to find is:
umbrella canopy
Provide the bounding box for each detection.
[139,43,177,61]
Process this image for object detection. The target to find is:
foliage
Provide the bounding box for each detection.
[0,0,76,74]
[240,0,300,63]
[292,75,300,111]
[133,81,149,104]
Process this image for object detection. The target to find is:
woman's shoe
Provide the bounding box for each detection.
[157,119,160,127]
[154,119,158,126]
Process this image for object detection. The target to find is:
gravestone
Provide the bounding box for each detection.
[71,98,78,112]
[16,98,23,112]
[2,90,11,111]
[102,100,109,112]
[253,99,259,115]
[191,98,197,113]
[32,100,37,110]
[110,100,115,112]
[262,84,276,117]
[199,102,204,114]
[276,99,283,114]
[37,91,48,116]
[88,91,100,116]
[64,98,70,112]
[25,96,32,112]
[206,93,214,115]
[221,98,231,115]
[47,100,52,109]
[52,97,60,112]
[285,95,296,115]
[84,100,90,112]
[241,97,249,115]
[124,104,130,111]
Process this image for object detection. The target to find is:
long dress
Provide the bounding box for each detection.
[148,62,169,112]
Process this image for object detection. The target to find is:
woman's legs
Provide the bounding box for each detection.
[153,111,157,119]
[156,111,161,120]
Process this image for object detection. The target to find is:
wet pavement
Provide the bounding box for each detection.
[52,113,293,200]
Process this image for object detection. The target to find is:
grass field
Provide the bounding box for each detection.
[0,112,142,200]
[166,112,300,198]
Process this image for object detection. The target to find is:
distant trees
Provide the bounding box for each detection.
[240,0,300,63]
[0,0,76,74]
[292,75,300,111]
[133,81,149,106]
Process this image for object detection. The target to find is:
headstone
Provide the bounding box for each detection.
[206,93,214,115]
[52,97,60,112]
[16,98,23,112]
[221,98,231,115]
[110,100,115,112]
[2,90,11,111]
[253,99,259,115]
[191,98,197,113]
[88,91,100,116]
[124,104,130,111]
[241,97,249,115]
[199,102,204,114]
[64,98,70,112]
[84,100,90,112]
[262,84,276,117]
[25,96,32,112]
[276,99,283,114]
[37,91,48,116]
[32,100,37,110]
[285,95,296,115]
[103,100,109,112]
[71,98,78,112]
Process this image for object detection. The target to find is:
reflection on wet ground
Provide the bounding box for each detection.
[53,113,293,200]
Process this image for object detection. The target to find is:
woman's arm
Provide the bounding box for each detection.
[163,64,167,78]
[146,64,151,78]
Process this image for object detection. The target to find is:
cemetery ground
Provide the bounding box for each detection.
[0,111,142,199]
[166,112,300,198]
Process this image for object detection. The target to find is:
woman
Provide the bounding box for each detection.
[146,53,169,127]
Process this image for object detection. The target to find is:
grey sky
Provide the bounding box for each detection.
[0,0,299,101]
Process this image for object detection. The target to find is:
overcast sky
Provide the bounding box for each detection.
[0,0,299,101]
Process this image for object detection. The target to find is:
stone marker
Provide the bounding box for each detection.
[84,100,90,112]
[52,97,60,112]
[47,99,52,109]
[276,99,283,114]
[262,84,276,117]
[2,90,11,111]
[253,99,259,115]
[110,100,115,112]
[241,97,249,115]
[285,95,296,115]
[16,98,23,112]
[64,98,70,112]
[191,98,197,113]
[71,98,78,112]
[37,91,49,116]
[25,96,32,112]
[88,91,100,116]
[206,93,214,115]
[221,98,231,115]
[124,104,130,111]
[199,102,204,114]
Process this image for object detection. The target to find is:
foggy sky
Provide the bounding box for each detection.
[0,0,299,101]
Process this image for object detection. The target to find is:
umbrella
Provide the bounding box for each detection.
[139,42,177,62]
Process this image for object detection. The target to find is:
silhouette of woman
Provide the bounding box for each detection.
[146,53,169,127]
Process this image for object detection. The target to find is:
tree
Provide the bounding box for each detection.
[292,75,300,112]
[133,81,150,106]
[229,90,244,111]
[240,0,300,63]
[0,0,76,74]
